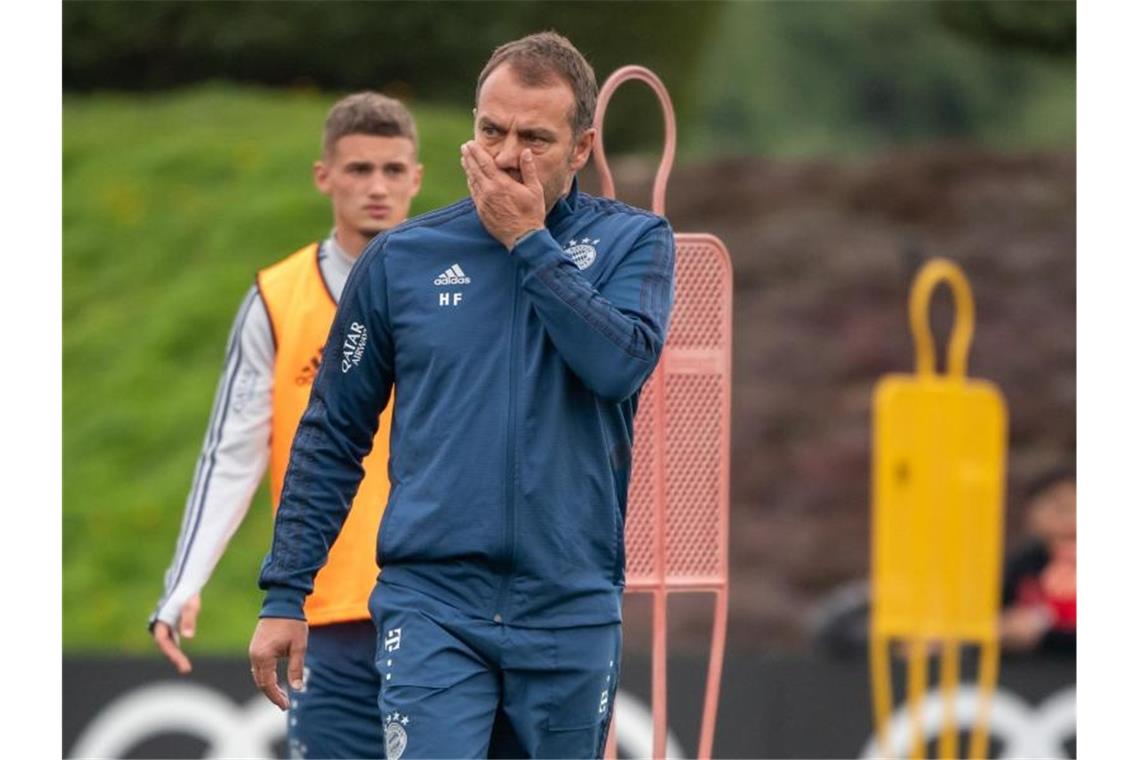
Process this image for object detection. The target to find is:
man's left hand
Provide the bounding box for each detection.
[461,141,546,249]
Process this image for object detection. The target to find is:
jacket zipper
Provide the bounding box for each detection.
[496,266,522,620]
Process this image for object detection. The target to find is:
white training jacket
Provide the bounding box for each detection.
[150,235,356,629]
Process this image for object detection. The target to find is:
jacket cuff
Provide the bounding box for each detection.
[147,607,174,633]
[259,587,308,621]
[510,228,563,268]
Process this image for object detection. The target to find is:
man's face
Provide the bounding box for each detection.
[1028,480,1077,546]
[474,64,594,211]
[314,134,423,237]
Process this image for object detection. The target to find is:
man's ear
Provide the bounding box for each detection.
[313,159,331,195]
[411,163,424,199]
[569,127,596,173]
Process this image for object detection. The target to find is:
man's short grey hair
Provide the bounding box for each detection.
[322,92,418,157]
[476,31,598,135]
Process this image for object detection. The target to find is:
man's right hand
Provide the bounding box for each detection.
[152,593,201,674]
[249,617,309,711]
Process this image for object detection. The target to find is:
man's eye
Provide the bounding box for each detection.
[385,166,407,176]
[481,125,500,137]
[349,166,370,175]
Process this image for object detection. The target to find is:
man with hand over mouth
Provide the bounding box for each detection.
[251,32,676,759]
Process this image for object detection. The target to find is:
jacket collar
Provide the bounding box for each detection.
[546,176,580,228]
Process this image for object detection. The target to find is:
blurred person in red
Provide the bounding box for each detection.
[1000,467,1076,655]
[149,92,424,758]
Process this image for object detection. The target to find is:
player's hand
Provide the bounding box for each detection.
[152,593,202,674]
[1001,606,1053,651]
[461,140,545,249]
[179,593,201,637]
[249,617,309,711]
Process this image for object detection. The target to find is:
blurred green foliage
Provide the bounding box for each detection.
[62,0,724,157]
[940,1,1076,57]
[63,86,473,652]
[62,1,1074,159]
[688,1,1075,157]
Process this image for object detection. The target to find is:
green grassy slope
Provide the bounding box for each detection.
[63,85,472,652]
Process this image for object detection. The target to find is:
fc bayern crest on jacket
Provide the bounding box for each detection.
[564,238,600,270]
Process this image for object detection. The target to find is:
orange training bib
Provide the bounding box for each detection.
[258,243,391,625]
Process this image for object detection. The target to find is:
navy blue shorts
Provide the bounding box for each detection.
[288,619,384,759]
[370,579,621,759]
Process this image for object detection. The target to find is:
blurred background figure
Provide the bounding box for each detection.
[1001,468,1077,655]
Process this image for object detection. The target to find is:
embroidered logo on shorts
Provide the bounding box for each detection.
[564,238,600,270]
[384,627,402,652]
[384,712,410,760]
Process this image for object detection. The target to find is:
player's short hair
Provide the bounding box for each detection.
[1026,466,1076,503]
[322,92,418,157]
[476,31,598,136]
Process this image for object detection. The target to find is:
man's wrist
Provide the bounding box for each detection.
[509,226,545,251]
[259,586,307,621]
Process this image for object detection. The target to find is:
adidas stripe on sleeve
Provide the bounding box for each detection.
[150,285,275,629]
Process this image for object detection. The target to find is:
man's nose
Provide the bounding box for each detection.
[494,135,522,170]
[368,173,389,196]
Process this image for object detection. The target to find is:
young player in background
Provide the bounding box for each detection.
[150,92,423,759]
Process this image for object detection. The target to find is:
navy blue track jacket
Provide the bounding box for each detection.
[258,179,676,628]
